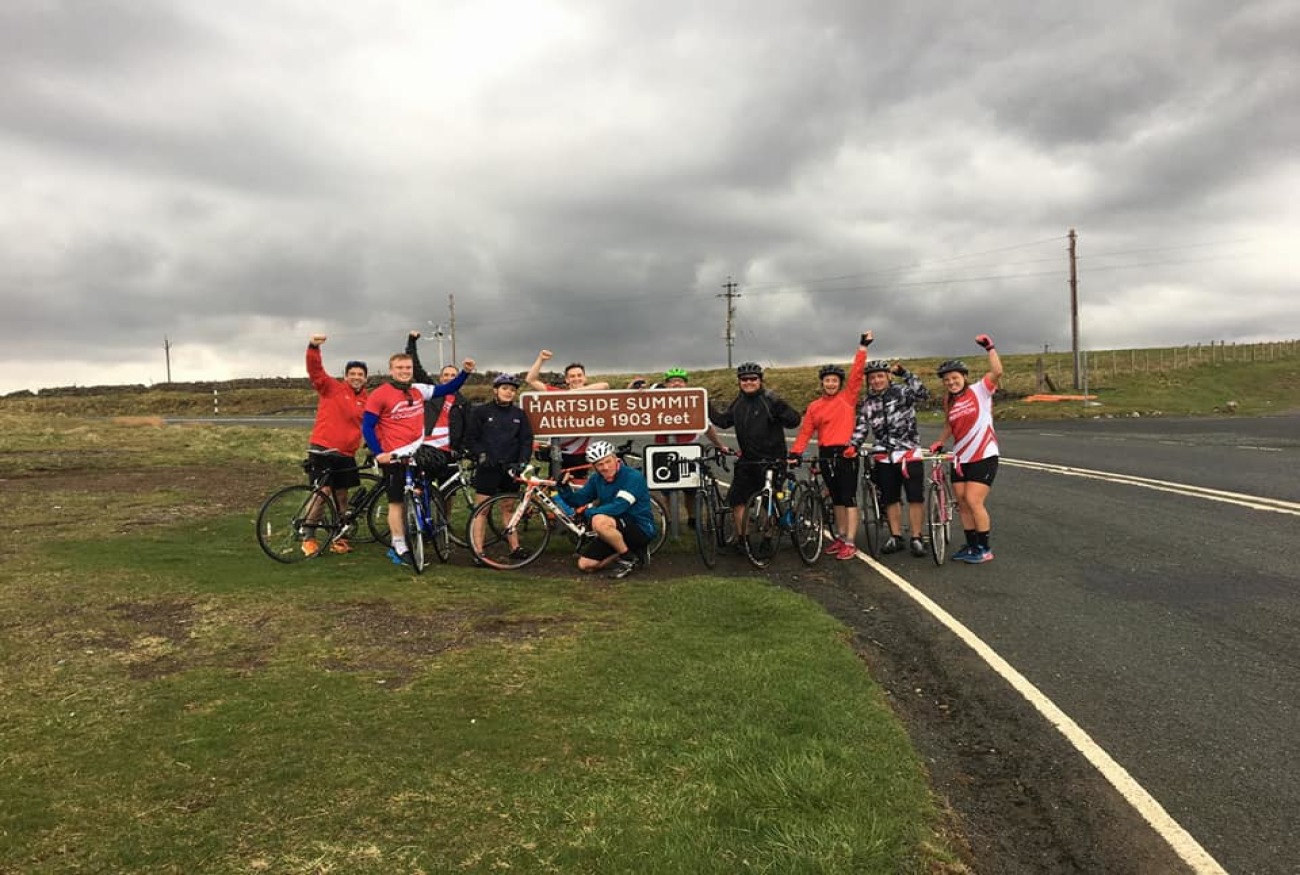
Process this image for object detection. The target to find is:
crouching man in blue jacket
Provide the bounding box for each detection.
[554,440,658,580]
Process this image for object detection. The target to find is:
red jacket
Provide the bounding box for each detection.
[307,345,368,455]
[790,347,867,454]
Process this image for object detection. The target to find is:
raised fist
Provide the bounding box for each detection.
[975,334,994,350]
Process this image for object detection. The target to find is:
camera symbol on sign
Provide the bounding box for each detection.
[654,451,682,484]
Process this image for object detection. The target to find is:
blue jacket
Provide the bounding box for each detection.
[555,462,657,539]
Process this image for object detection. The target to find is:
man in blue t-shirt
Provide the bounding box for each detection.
[554,440,658,580]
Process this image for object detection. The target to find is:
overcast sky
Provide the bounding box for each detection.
[2,0,1296,394]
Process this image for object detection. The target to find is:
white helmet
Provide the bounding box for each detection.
[585,440,617,463]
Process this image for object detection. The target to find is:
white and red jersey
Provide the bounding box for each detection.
[423,403,453,450]
[945,375,999,464]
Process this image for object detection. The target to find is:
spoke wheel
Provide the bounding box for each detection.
[927,482,950,566]
[469,494,551,569]
[429,492,452,562]
[405,498,426,573]
[648,498,668,555]
[694,485,719,568]
[792,484,823,565]
[347,473,385,544]
[367,487,392,546]
[257,485,337,563]
[860,479,885,558]
[743,493,778,569]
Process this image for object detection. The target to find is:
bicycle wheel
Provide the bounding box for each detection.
[405,497,426,573]
[716,485,736,549]
[346,473,385,544]
[648,498,668,556]
[927,482,950,566]
[743,493,779,569]
[366,487,392,546]
[428,491,452,563]
[256,485,337,563]
[792,484,823,565]
[469,494,551,569]
[694,483,719,568]
[442,479,475,548]
[860,479,885,558]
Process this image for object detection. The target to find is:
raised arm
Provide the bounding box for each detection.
[405,330,432,384]
[976,334,1003,388]
[524,349,553,392]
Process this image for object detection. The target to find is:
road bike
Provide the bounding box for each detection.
[738,460,818,569]
[366,454,480,549]
[255,454,388,563]
[392,452,451,573]
[924,451,957,566]
[689,445,736,568]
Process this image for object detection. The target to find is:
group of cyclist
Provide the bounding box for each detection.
[302,326,1002,571]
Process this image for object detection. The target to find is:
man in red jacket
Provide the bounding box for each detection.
[304,334,370,555]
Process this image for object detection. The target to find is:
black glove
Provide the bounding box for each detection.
[975,334,995,351]
[506,463,523,477]
[860,333,872,348]
[786,451,803,465]
[477,452,489,466]
[891,363,906,376]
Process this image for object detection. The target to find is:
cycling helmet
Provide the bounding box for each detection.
[736,361,763,378]
[936,359,969,377]
[663,367,689,382]
[493,373,522,387]
[864,359,891,375]
[585,440,617,463]
[817,364,846,381]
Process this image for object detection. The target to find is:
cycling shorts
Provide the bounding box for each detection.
[579,516,652,562]
[306,450,361,490]
[953,455,998,486]
[472,462,521,497]
[872,459,924,505]
[726,462,784,509]
[817,450,859,507]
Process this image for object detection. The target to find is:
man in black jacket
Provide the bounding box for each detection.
[708,361,801,544]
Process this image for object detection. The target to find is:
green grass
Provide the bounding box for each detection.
[0,427,951,874]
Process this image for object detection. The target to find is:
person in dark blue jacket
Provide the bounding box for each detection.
[554,440,658,579]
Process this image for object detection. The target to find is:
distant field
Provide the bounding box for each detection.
[3,340,1297,420]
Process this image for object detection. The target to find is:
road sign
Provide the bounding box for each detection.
[522,387,709,438]
[644,444,702,490]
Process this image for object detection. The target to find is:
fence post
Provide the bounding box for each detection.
[213,389,219,417]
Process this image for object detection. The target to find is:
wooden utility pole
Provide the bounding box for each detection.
[1068,228,1081,390]
[718,276,740,368]
[449,294,457,363]
[164,336,172,383]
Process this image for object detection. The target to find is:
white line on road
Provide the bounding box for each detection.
[1002,458,1300,516]
[855,552,1231,875]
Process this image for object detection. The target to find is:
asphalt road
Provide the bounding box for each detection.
[891,414,1300,874]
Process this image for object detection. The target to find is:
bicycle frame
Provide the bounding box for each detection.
[923,451,957,566]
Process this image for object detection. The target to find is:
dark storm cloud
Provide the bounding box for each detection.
[0,0,1295,392]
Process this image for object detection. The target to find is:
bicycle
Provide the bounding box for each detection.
[391,452,452,573]
[467,464,594,570]
[924,451,957,566]
[738,459,811,569]
[255,453,389,563]
[856,451,888,558]
[689,445,736,568]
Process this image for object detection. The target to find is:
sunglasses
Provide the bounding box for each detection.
[738,375,761,382]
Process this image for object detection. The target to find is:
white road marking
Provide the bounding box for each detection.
[853,550,1231,875]
[1002,458,1300,516]
[1235,445,1282,452]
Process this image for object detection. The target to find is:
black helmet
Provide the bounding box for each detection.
[736,361,763,378]
[817,364,846,380]
[936,359,969,377]
[864,359,891,375]
[493,373,522,387]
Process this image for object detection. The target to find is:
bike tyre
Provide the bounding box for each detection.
[927,482,949,566]
[860,479,885,558]
[405,497,426,573]
[743,493,778,569]
[469,494,551,569]
[694,483,719,568]
[256,485,337,564]
[792,483,823,565]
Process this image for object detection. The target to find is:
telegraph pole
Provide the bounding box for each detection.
[449,294,457,363]
[718,276,740,368]
[1068,228,1080,390]
[164,336,172,383]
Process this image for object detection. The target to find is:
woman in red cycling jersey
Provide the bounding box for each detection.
[930,334,1002,563]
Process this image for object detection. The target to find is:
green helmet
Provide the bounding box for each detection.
[663,367,689,382]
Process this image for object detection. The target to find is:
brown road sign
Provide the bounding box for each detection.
[522,387,709,438]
